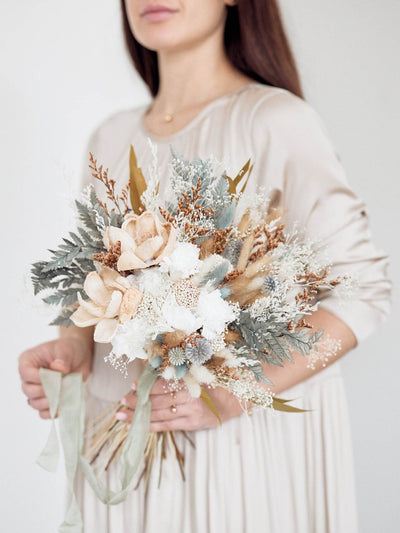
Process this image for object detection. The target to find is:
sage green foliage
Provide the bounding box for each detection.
[222,239,243,267]
[236,311,323,367]
[249,363,274,385]
[31,187,124,326]
[169,147,236,230]
[198,259,231,288]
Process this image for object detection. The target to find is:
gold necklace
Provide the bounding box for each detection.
[155,83,253,124]
[160,98,212,124]
[159,85,249,124]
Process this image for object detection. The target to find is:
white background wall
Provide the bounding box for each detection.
[1,1,398,531]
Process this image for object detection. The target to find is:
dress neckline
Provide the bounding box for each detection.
[138,81,263,142]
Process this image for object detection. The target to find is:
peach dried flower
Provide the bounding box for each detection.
[70,267,143,342]
[104,211,176,271]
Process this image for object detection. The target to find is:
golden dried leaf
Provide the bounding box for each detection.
[222,158,253,196]
[272,398,310,413]
[200,387,222,425]
[129,145,147,214]
[236,232,255,271]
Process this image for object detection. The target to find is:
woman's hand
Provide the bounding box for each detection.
[117,379,248,432]
[18,329,93,419]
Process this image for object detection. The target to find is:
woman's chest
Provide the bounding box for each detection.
[103,110,285,204]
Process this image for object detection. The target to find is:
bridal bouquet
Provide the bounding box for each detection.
[31,145,342,516]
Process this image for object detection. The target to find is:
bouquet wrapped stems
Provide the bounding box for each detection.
[84,399,129,472]
[84,389,196,490]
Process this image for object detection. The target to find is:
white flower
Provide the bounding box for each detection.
[211,334,227,353]
[162,366,176,380]
[161,293,202,334]
[189,364,216,386]
[134,268,170,298]
[111,317,149,361]
[183,373,201,398]
[160,242,201,280]
[196,289,237,339]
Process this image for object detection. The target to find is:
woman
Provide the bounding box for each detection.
[19,1,391,531]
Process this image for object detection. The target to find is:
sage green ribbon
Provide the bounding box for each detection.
[36,369,62,472]
[37,364,158,532]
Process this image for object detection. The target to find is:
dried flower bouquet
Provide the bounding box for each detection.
[32,144,342,495]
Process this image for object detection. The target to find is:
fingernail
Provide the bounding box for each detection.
[131,382,137,391]
[121,397,127,405]
[116,411,128,421]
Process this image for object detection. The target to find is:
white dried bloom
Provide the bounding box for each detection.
[162,366,176,380]
[160,241,201,280]
[219,371,273,409]
[161,293,202,334]
[141,139,162,213]
[307,336,342,370]
[234,186,270,227]
[80,184,94,206]
[183,372,201,398]
[134,269,171,298]
[104,351,129,378]
[172,279,201,308]
[111,317,149,361]
[211,334,226,353]
[197,289,238,340]
[169,347,186,366]
[189,364,216,385]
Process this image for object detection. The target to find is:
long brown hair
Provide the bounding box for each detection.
[120,1,303,99]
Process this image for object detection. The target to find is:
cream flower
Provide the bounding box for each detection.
[161,293,203,334]
[160,241,201,280]
[196,289,237,340]
[111,317,149,361]
[70,268,143,343]
[104,211,176,271]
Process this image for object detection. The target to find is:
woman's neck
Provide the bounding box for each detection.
[152,32,253,114]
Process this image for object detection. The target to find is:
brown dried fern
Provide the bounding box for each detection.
[89,153,130,215]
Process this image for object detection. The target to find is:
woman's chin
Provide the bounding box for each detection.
[135,32,186,53]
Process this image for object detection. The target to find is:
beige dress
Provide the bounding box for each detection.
[75,82,391,532]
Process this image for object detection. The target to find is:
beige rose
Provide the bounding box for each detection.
[104,211,176,271]
[70,268,143,343]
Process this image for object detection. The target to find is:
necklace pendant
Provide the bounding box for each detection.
[164,114,173,123]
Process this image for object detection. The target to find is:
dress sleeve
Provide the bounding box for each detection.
[250,90,391,344]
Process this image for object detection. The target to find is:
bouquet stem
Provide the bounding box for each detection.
[83,399,196,491]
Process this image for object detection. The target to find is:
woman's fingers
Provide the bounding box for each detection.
[18,356,41,384]
[21,381,49,414]
[122,388,190,410]
[29,397,50,411]
[22,382,45,400]
[115,409,192,431]
[150,389,191,409]
[121,392,137,410]
[122,376,167,406]
[149,378,171,395]
[115,403,191,425]
[115,409,132,423]
[150,405,189,423]
[149,417,190,433]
